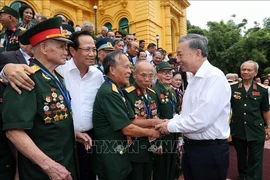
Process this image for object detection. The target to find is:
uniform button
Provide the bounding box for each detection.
[244,113,246,115]
[120,151,123,155]
[244,121,247,124]
[244,104,247,106]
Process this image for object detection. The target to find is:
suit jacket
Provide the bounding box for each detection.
[0,49,27,71]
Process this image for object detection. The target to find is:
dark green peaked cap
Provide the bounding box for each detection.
[156,62,172,72]
[20,17,73,46]
[0,6,19,20]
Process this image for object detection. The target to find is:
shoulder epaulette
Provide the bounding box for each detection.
[147,87,156,94]
[25,65,40,75]
[112,83,119,93]
[19,27,26,31]
[124,86,135,93]
[229,81,238,86]
[257,83,268,89]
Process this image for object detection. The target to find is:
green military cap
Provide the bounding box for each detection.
[0,6,19,20]
[96,38,114,51]
[20,17,73,46]
[156,62,172,72]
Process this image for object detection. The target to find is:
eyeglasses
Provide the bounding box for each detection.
[159,70,173,75]
[138,74,154,79]
[77,47,96,53]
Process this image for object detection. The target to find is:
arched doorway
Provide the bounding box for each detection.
[104,22,112,31]
[119,18,129,33]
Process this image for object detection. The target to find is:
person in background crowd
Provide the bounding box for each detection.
[156,34,231,180]
[75,24,81,32]
[91,50,161,180]
[226,73,236,83]
[168,58,176,70]
[115,31,123,38]
[137,49,147,61]
[114,38,124,51]
[107,31,115,39]
[81,21,96,40]
[34,13,47,23]
[18,4,35,29]
[171,72,184,112]
[126,41,139,84]
[139,40,145,50]
[123,33,135,53]
[230,60,270,180]
[2,17,79,180]
[0,6,22,52]
[254,76,261,83]
[263,78,269,86]
[96,26,108,42]
[95,38,115,76]
[167,53,173,59]
[145,43,157,62]
[150,51,162,68]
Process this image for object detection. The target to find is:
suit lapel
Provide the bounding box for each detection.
[16,50,28,65]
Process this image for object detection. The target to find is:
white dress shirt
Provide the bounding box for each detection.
[168,60,231,140]
[56,58,104,132]
[145,50,152,63]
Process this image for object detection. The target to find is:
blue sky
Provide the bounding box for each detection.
[187,1,270,29]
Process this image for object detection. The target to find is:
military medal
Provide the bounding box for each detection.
[56,102,61,108]
[60,104,65,109]
[233,92,241,100]
[162,99,165,103]
[44,116,52,124]
[252,91,260,96]
[59,113,64,120]
[43,106,49,111]
[45,96,52,103]
[50,103,56,109]
[54,114,59,121]
[52,92,57,101]
[58,95,64,101]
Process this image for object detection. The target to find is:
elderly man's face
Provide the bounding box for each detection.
[107,32,115,39]
[128,42,139,57]
[0,13,11,28]
[125,35,135,44]
[114,54,131,87]
[240,62,257,81]
[44,40,68,65]
[134,61,154,90]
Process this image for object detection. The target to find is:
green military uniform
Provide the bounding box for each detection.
[0,80,15,180]
[123,84,159,180]
[92,78,134,180]
[152,80,179,180]
[0,33,5,53]
[0,6,22,52]
[2,60,79,180]
[230,81,269,180]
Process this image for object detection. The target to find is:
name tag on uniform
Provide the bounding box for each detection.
[252,91,260,96]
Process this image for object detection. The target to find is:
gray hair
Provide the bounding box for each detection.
[225,73,234,80]
[178,34,208,57]
[134,60,156,76]
[240,60,259,72]
[82,21,94,29]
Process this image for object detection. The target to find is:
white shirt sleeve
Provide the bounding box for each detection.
[168,74,231,133]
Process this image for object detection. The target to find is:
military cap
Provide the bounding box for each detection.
[96,38,114,51]
[20,17,73,46]
[156,62,172,72]
[115,31,123,38]
[0,6,20,20]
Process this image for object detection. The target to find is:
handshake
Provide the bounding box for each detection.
[149,119,170,139]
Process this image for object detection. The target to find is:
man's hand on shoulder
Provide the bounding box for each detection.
[4,63,35,94]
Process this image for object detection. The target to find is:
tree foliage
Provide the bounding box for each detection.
[187,17,270,76]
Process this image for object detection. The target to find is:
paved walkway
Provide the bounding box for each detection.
[178,140,270,180]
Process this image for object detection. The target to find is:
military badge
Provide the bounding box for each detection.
[136,89,141,96]
[233,92,241,99]
[252,91,260,96]
[54,114,59,121]
[44,116,52,124]
[42,73,51,80]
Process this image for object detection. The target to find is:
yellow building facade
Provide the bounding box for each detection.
[1,0,189,53]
